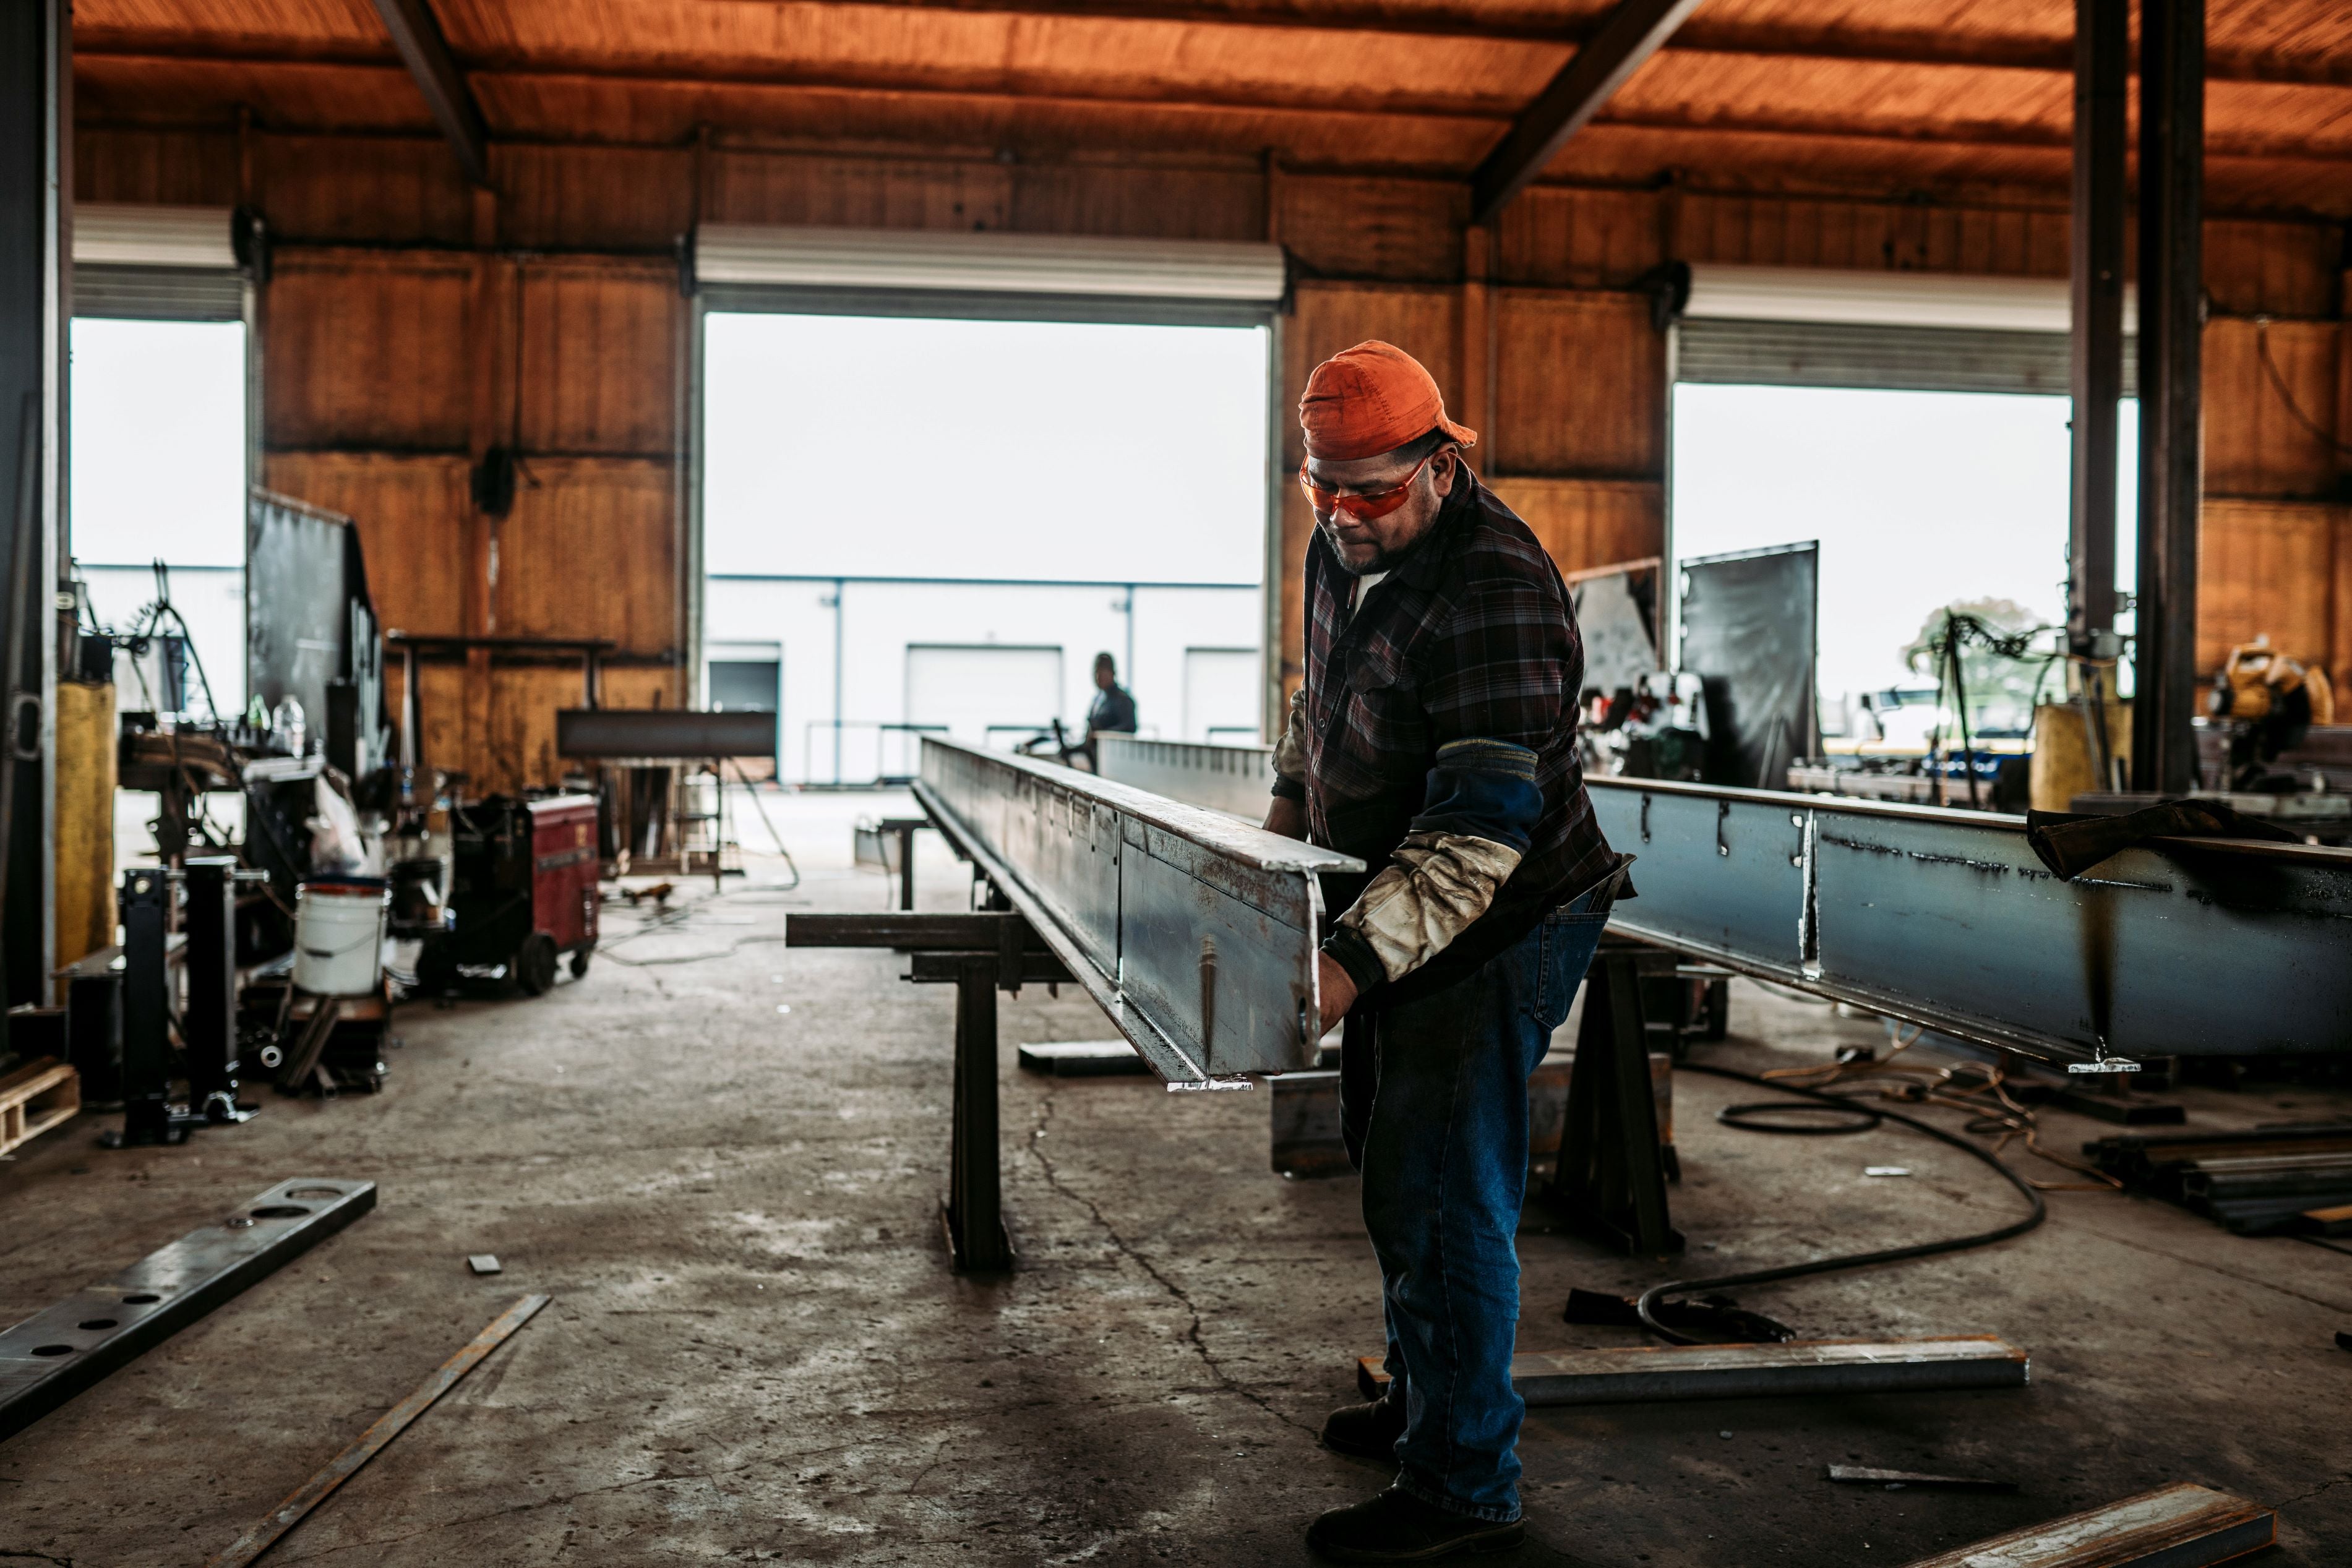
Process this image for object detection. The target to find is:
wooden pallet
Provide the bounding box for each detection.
[0,1056,79,1155]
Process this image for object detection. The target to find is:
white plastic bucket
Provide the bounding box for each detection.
[294,879,390,996]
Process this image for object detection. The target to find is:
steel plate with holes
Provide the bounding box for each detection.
[1590,777,2352,1060]
[915,737,1360,1084]
[0,1178,376,1443]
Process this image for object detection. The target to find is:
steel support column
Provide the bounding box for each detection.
[946,953,1012,1273]
[0,0,67,1026]
[2134,0,2207,796]
[2066,0,2128,661]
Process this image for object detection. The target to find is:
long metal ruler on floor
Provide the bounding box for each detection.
[914,737,1360,1086]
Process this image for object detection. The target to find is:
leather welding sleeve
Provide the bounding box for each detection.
[1321,737,1543,995]
[1271,685,1309,802]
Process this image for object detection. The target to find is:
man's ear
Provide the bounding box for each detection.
[1430,446,1460,498]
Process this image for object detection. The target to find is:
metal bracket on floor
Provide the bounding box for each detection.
[1537,940,1684,1256]
[785,912,1071,1275]
[0,1178,377,1444]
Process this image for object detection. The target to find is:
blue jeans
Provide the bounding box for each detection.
[1339,893,1608,1523]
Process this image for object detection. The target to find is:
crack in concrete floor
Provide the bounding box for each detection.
[1023,1084,1316,1439]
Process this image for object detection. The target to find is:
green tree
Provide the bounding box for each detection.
[1902,599,2054,737]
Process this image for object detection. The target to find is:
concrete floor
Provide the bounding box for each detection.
[4,790,2350,1566]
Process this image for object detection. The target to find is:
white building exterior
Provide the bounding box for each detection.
[703,574,1263,784]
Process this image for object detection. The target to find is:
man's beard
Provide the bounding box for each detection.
[1320,522,1406,576]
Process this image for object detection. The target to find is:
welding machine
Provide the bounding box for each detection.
[418,794,600,995]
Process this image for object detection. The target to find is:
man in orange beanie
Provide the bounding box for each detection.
[1267,341,1628,1562]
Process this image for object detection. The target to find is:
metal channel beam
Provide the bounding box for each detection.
[1094,734,1276,820]
[1593,778,2352,1061]
[914,737,1359,1085]
[1,1178,377,1443]
[1360,1335,2029,1407]
[369,0,491,188]
[1469,0,1706,225]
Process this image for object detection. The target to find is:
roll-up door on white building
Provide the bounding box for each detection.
[72,204,245,321]
[1676,264,2137,397]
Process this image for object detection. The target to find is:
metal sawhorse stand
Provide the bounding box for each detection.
[786,909,1068,1274]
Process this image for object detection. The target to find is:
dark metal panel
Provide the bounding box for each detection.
[2134,0,2207,797]
[0,0,66,1017]
[0,1178,376,1443]
[554,707,778,760]
[2066,0,2127,656]
[1470,0,1706,225]
[247,490,386,775]
[1677,543,1818,792]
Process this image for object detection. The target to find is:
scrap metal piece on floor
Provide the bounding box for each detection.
[1354,1335,2028,1407]
[467,1254,501,1275]
[1894,1482,2273,1568]
[0,1178,377,1444]
[914,737,1362,1085]
[1826,1465,2019,1493]
[206,1294,550,1568]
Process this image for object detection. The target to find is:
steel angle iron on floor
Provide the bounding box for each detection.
[1355,1335,2030,1408]
[207,1294,551,1567]
[913,735,1361,1086]
[1893,1481,2275,1568]
[0,1179,377,1444]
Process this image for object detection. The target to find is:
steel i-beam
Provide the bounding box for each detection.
[1592,777,2352,1060]
[914,737,1360,1086]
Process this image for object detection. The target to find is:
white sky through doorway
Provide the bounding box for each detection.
[1671,382,2139,704]
[703,313,1271,585]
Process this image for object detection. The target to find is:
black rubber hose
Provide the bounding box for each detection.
[1634,1062,2048,1345]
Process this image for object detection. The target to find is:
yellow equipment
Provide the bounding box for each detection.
[2208,636,2335,727]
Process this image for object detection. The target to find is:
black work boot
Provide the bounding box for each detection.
[1319,1395,1407,1459]
[1307,1488,1525,1562]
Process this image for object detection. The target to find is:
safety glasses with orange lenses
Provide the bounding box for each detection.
[1298,448,1446,520]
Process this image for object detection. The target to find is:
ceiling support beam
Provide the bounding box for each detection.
[2065,0,2127,688]
[1469,0,1704,225]
[369,0,490,187]
[2133,0,2206,796]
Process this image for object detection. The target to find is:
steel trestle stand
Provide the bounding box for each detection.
[1539,941,1684,1256]
[784,906,1070,1275]
[182,856,256,1125]
[944,953,1011,1272]
[103,867,202,1147]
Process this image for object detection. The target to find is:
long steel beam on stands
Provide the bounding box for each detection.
[1079,737,2352,1062]
[914,737,1360,1086]
[1590,777,2352,1062]
[1095,734,1277,819]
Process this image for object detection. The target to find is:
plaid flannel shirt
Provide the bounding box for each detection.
[1275,466,1624,1005]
